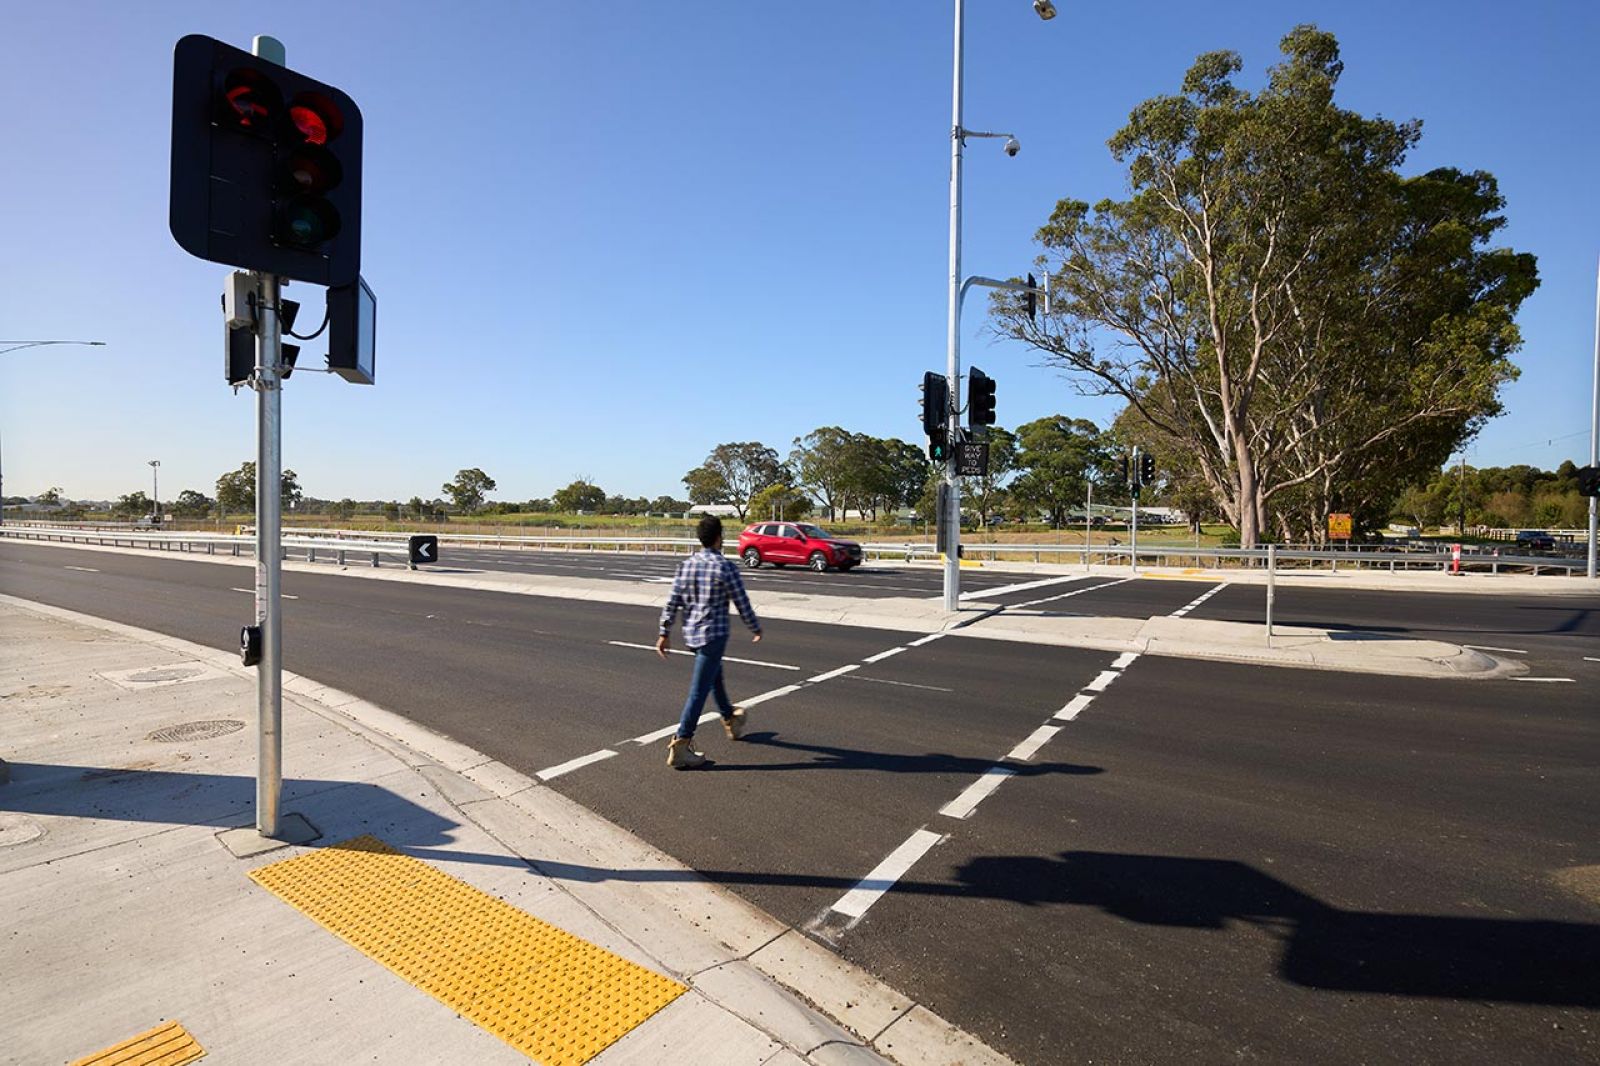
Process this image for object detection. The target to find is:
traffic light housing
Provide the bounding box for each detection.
[921,371,949,437]
[968,367,996,427]
[1140,452,1156,484]
[928,430,949,463]
[326,275,377,384]
[1578,464,1600,498]
[171,34,363,286]
[1025,274,1037,320]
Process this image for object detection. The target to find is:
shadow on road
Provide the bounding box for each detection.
[702,732,1105,778]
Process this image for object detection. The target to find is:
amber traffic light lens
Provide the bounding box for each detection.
[281,146,343,195]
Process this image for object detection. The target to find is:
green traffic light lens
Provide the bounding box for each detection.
[276,198,342,249]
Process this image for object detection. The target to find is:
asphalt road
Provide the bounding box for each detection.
[3,541,1597,1063]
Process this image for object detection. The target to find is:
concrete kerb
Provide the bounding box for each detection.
[0,593,1013,1066]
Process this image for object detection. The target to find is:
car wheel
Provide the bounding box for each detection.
[808,551,829,572]
[742,548,761,569]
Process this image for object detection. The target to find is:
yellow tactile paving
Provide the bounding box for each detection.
[69,1019,204,1066]
[247,835,685,1065]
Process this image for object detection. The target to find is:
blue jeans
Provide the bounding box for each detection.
[675,635,736,739]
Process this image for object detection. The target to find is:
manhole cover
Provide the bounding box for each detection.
[0,814,45,848]
[148,719,246,744]
[126,667,204,684]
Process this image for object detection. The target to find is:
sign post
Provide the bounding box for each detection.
[1266,543,1276,646]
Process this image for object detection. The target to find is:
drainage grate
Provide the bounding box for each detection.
[147,719,245,744]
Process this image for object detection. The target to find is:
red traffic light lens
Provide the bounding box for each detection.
[219,68,282,131]
[276,198,342,248]
[287,92,344,145]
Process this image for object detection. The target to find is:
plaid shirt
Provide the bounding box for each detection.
[659,548,762,647]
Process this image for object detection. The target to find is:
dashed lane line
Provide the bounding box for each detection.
[807,664,860,683]
[907,633,946,647]
[861,646,907,664]
[938,766,1017,820]
[846,675,954,693]
[1010,576,1137,610]
[958,574,1088,601]
[606,640,801,670]
[232,587,299,600]
[1054,693,1096,721]
[63,565,101,572]
[1083,669,1121,693]
[1464,644,1529,654]
[1512,677,1575,683]
[1006,724,1062,762]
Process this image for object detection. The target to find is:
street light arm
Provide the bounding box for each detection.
[956,129,1017,142]
[0,340,106,356]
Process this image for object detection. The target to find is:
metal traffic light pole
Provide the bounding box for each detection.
[252,33,286,839]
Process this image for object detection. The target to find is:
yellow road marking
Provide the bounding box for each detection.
[70,1020,204,1066]
[248,836,684,1064]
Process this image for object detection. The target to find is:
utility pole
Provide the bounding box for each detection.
[1589,255,1598,579]
[1458,453,1467,536]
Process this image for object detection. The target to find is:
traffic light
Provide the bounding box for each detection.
[327,276,377,384]
[1120,455,1130,487]
[1025,274,1037,320]
[928,430,949,463]
[968,367,996,427]
[1140,452,1156,484]
[170,34,363,287]
[921,371,949,437]
[1578,464,1600,498]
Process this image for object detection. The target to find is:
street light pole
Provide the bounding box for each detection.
[1588,255,1598,579]
[942,1,1052,612]
[0,340,106,526]
[943,0,967,613]
[148,460,160,524]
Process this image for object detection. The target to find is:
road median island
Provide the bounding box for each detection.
[958,611,1519,680]
[0,594,1011,1066]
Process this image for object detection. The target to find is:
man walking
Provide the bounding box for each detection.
[657,515,763,769]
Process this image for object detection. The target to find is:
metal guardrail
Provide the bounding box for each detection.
[6,523,1588,576]
[0,525,423,569]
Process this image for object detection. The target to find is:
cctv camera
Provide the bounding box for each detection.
[1034,0,1057,19]
[1004,137,1020,158]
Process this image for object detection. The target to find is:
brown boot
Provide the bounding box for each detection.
[666,736,707,769]
[722,708,747,741]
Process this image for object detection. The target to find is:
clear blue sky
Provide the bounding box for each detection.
[4,1,1597,504]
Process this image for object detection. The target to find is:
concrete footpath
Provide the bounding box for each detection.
[0,597,1009,1066]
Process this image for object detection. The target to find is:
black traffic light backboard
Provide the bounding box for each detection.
[968,366,996,427]
[170,34,362,286]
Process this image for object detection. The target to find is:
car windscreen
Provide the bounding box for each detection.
[797,525,831,540]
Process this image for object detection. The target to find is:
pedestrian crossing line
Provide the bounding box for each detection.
[536,749,619,780]
[1012,576,1136,610]
[1170,581,1227,617]
[829,828,946,921]
[938,766,1017,820]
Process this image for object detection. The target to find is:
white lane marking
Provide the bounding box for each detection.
[536,749,618,780]
[232,587,299,600]
[63,565,100,572]
[907,633,945,647]
[1512,677,1575,683]
[807,664,860,683]
[742,683,804,707]
[1083,669,1121,693]
[630,712,721,745]
[939,766,1017,820]
[1013,576,1136,609]
[606,641,800,670]
[960,574,1086,601]
[1111,651,1140,670]
[846,675,954,693]
[829,828,945,920]
[1463,644,1529,654]
[1170,582,1227,618]
[1007,725,1062,762]
[1055,693,1096,721]
[861,646,908,664]
[1586,657,1600,663]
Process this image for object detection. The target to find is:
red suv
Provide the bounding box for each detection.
[738,522,863,572]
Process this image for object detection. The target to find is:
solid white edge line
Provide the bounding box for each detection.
[1463,644,1529,654]
[1111,652,1140,670]
[536,749,618,780]
[1586,657,1600,663]
[1083,669,1120,693]
[605,640,800,670]
[861,646,908,664]
[959,574,1086,601]
[807,664,860,683]
[231,586,298,599]
[830,828,945,920]
[938,766,1016,820]
[1006,725,1061,762]
[742,683,803,707]
[1055,693,1096,721]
